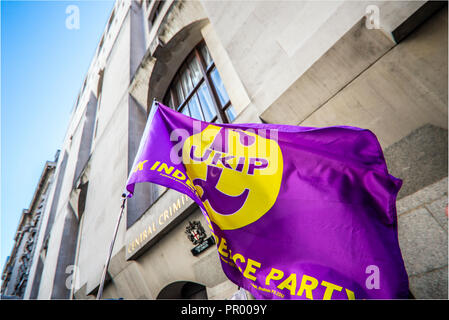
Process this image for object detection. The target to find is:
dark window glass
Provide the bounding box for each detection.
[200,44,213,69]
[188,95,204,121]
[181,105,190,117]
[149,0,165,27]
[175,81,184,106]
[225,105,237,122]
[209,67,230,107]
[163,42,236,123]
[188,57,202,86]
[197,83,216,122]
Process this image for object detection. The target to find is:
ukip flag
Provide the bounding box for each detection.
[126,101,409,300]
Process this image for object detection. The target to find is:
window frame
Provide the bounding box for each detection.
[147,0,165,31]
[163,41,234,123]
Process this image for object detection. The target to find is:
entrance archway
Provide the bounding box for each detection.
[156,281,207,299]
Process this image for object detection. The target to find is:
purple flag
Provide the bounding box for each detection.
[126,102,409,300]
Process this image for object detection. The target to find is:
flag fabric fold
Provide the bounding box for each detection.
[126,101,409,300]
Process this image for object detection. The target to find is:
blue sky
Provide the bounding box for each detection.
[1,0,114,275]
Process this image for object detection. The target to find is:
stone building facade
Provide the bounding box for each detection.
[2,0,447,299]
[1,156,58,298]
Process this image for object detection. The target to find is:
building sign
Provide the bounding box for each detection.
[126,192,194,260]
[190,236,215,256]
[185,221,215,256]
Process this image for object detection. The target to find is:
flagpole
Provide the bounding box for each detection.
[96,194,127,300]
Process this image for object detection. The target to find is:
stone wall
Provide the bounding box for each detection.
[397,178,448,298]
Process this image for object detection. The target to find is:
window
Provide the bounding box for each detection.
[163,42,236,123]
[148,0,165,30]
[97,68,104,98]
[98,35,104,52]
[107,9,115,31]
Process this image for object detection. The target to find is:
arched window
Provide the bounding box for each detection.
[163,41,236,123]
